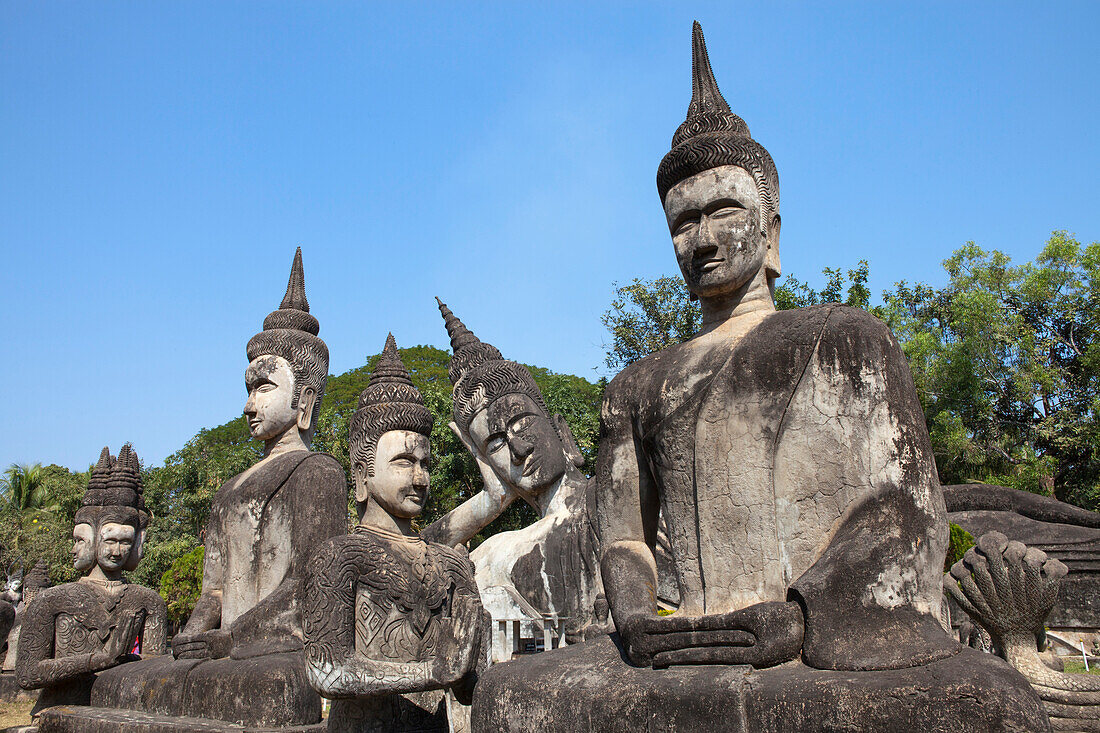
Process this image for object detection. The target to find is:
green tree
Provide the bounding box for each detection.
[879,232,1100,512]
[602,264,873,370]
[159,546,204,630]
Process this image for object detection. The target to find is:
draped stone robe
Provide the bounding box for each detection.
[601,304,956,670]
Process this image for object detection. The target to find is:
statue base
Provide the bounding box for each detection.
[472,634,1051,732]
[0,671,34,703]
[35,706,325,733]
[88,652,321,729]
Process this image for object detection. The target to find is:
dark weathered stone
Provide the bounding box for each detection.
[0,599,14,660]
[946,531,1100,729]
[50,249,345,732]
[472,634,1049,732]
[304,336,487,732]
[422,302,606,654]
[472,21,1048,730]
[37,705,326,733]
[16,445,167,716]
[946,483,1100,629]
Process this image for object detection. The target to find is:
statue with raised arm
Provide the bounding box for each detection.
[63,248,347,731]
[304,335,486,732]
[472,22,1050,732]
[17,445,166,714]
[422,300,607,647]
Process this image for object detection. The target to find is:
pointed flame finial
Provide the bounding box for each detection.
[280,247,310,313]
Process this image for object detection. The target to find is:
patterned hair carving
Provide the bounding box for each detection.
[246,247,329,429]
[74,444,149,531]
[436,299,555,436]
[656,22,779,233]
[350,334,434,477]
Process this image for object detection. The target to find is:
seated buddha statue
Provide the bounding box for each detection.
[422,301,607,648]
[304,335,486,733]
[17,445,167,715]
[472,22,1050,732]
[78,248,347,730]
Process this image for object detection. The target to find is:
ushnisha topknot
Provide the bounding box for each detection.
[436,298,554,436]
[74,444,149,531]
[246,247,329,427]
[349,334,434,477]
[656,21,779,233]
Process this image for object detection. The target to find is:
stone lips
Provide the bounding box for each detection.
[246,247,329,426]
[350,334,433,476]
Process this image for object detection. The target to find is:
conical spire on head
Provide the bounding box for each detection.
[435,300,555,435]
[350,335,434,476]
[657,21,779,227]
[247,247,330,427]
[75,444,149,531]
[671,21,751,148]
[436,298,502,386]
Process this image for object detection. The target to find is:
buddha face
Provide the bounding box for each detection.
[97,522,136,574]
[71,523,96,573]
[244,355,299,441]
[468,393,567,498]
[360,430,431,520]
[664,164,776,299]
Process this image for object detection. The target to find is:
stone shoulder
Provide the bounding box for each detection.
[125,583,167,611]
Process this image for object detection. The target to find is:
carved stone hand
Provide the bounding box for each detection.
[621,601,803,669]
[171,628,232,660]
[92,608,145,671]
[431,593,481,686]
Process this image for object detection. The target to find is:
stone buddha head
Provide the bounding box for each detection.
[72,445,149,576]
[245,247,329,446]
[657,22,781,301]
[437,299,584,502]
[349,334,435,523]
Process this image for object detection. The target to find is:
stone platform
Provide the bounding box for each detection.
[36,707,325,733]
[472,634,1052,732]
[0,672,34,703]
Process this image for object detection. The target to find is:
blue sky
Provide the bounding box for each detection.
[2,2,1098,472]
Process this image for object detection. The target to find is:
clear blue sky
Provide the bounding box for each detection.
[2,2,1098,472]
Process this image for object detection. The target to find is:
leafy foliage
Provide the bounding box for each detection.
[0,463,87,585]
[945,523,976,572]
[879,233,1100,511]
[159,546,204,628]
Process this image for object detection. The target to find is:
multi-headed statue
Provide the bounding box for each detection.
[423,301,606,648]
[304,335,486,732]
[472,22,1049,731]
[78,248,347,730]
[17,446,166,714]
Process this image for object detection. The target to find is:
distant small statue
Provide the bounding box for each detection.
[305,335,487,733]
[423,301,607,647]
[947,531,1100,729]
[16,445,167,713]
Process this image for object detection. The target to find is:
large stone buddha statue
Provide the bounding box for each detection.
[422,301,607,650]
[53,248,348,731]
[472,23,1050,732]
[304,335,486,732]
[18,445,167,715]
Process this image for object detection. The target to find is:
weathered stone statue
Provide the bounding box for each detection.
[947,531,1100,730]
[2,562,50,674]
[472,22,1049,731]
[304,335,486,732]
[422,301,606,648]
[55,248,347,731]
[16,445,167,714]
[946,483,1100,632]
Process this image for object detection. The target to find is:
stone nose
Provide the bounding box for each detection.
[509,433,534,462]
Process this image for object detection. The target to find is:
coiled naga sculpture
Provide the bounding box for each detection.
[946,531,1100,731]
